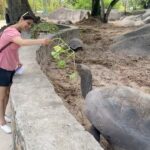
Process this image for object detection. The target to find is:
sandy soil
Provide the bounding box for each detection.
[45,18,150,149]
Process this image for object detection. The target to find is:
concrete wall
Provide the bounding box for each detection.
[10,27,104,149]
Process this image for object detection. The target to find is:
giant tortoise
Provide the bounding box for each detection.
[77,64,150,150]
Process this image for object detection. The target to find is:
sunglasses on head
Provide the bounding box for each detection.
[22,12,29,17]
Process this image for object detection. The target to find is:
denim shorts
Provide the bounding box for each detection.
[0,68,15,86]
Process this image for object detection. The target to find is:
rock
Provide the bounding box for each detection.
[142,9,150,20]
[48,7,90,23]
[116,24,150,41]
[134,20,144,26]
[111,14,144,27]
[130,10,146,15]
[109,9,123,21]
[85,86,150,150]
[143,16,150,24]
[121,15,143,26]
[122,15,142,22]
[57,20,72,25]
[111,24,150,56]
[111,34,150,56]
[111,9,150,27]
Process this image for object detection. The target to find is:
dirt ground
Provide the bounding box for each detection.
[46,18,150,149]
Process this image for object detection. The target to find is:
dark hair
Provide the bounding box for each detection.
[0,12,37,32]
[18,12,40,23]
[23,14,34,21]
[18,12,35,22]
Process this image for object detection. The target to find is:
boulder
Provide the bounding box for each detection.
[112,14,144,27]
[121,14,142,21]
[48,7,90,23]
[142,9,150,20]
[111,24,150,56]
[120,15,144,27]
[143,16,150,24]
[111,34,150,56]
[111,9,150,27]
[57,20,72,25]
[109,9,123,21]
[85,86,150,150]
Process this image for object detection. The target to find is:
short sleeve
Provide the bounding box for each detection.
[3,27,21,43]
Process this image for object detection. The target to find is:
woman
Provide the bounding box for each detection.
[0,12,51,133]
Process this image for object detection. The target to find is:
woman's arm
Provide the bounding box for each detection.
[12,36,51,46]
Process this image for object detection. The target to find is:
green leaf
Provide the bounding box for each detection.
[53,45,65,53]
[57,60,66,68]
[69,72,77,80]
[51,51,60,59]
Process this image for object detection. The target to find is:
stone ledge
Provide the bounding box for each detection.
[10,46,103,150]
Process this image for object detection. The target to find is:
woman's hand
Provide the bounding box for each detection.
[42,39,53,46]
[15,63,23,71]
[17,63,23,69]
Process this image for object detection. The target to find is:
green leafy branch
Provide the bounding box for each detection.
[51,38,77,79]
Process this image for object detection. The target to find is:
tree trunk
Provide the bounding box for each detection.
[91,0,120,23]
[91,0,100,16]
[100,0,105,21]
[6,0,37,24]
[103,0,119,23]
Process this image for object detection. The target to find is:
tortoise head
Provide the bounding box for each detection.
[76,64,92,98]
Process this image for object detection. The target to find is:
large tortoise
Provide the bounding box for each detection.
[77,64,150,150]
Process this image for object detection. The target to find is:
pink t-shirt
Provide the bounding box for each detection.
[0,27,21,71]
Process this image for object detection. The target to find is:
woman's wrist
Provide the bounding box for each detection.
[41,39,52,46]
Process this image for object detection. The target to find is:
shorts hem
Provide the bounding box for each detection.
[0,83,12,87]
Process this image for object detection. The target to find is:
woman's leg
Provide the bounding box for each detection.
[0,86,8,125]
[4,86,11,115]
